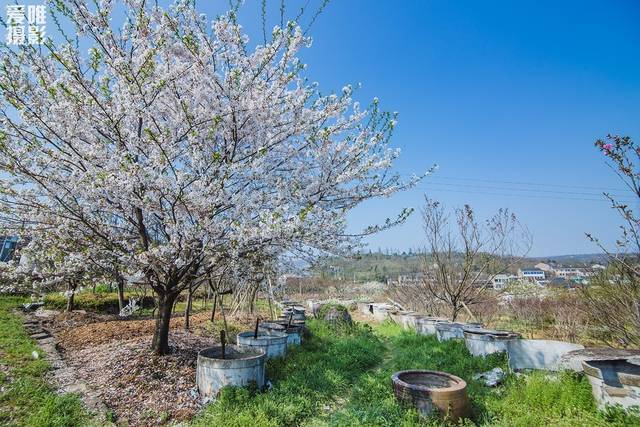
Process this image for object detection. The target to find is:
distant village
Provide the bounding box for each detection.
[393,261,607,290]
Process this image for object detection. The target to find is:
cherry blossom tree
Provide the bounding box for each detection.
[583,135,640,347]
[0,1,418,354]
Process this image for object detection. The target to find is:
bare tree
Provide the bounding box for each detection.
[419,197,532,321]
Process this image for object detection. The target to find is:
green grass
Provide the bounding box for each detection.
[192,321,385,426]
[194,319,640,427]
[44,291,157,314]
[0,296,90,427]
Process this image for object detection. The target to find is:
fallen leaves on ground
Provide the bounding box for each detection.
[47,309,261,426]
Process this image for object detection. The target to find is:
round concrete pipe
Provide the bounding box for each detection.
[371,304,395,322]
[416,317,450,336]
[281,307,306,321]
[435,322,467,341]
[279,313,306,322]
[281,301,302,307]
[236,331,288,359]
[401,313,421,329]
[259,322,303,346]
[196,345,266,399]
[582,359,640,409]
[356,301,374,315]
[273,318,306,331]
[282,305,305,314]
[463,327,521,357]
[391,370,470,421]
[307,300,323,316]
[389,310,413,325]
[507,339,584,371]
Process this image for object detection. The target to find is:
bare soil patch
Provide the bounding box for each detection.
[44,309,260,426]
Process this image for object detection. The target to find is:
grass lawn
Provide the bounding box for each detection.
[194,319,640,427]
[0,296,90,427]
[4,291,640,426]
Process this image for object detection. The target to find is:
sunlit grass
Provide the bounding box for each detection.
[0,296,90,427]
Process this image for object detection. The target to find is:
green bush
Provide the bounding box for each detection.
[316,303,349,319]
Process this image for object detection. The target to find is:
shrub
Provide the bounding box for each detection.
[316,303,349,319]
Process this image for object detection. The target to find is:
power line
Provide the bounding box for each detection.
[419,186,636,203]
[421,181,635,198]
[427,175,633,193]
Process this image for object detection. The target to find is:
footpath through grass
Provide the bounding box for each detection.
[194,319,640,427]
[0,296,89,427]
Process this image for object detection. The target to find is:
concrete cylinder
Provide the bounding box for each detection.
[435,322,467,341]
[400,313,421,329]
[259,322,303,346]
[357,301,374,315]
[282,306,306,321]
[507,339,584,371]
[416,317,449,336]
[582,359,640,409]
[307,300,323,316]
[371,304,394,321]
[237,331,288,359]
[463,327,521,357]
[391,370,470,421]
[196,345,266,399]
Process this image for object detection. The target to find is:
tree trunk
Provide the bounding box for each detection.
[184,286,193,331]
[220,294,228,336]
[151,292,178,355]
[249,284,258,314]
[267,275,275,320]
[211,293,218,322]
[116,277,126,312]
[66,280,76,312]
[451,304,461,322]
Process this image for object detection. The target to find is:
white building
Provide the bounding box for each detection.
[555,267,592,279]
[492,274,517,289]
[517,268,546,281]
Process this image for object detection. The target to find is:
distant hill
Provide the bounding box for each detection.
[312,252,612,282]
[528,253,608,264]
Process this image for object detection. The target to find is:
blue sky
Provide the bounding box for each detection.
[230,0,640,256]
[4,0,639,256]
